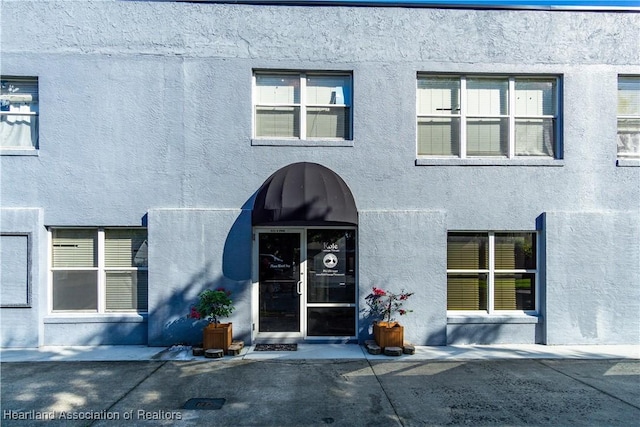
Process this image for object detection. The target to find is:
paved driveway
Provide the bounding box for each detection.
[1,359,639,426]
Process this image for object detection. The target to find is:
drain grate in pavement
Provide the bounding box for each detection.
[183,398,226,410]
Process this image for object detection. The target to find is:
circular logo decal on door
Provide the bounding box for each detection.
[323,253,338,269]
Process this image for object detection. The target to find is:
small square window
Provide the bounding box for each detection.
[1,76,38,150]
[254,71,352,141]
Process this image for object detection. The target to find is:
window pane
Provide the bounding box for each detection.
[106,271,148,311]
[495,233,537,270]
[495,273,535,310]
[466,118,508,156]
[0,77,38,148]
[447,274,487,310]
[52,229,97,268]
[105,229,148,267]
[618,77,640,116]
[306,107,349,139]
[447,233,488,270]
[618,118,640,156]
[52,271,98,311]
[306,75,350,105]
[417,117,460,156]
[515,79,556,116]
[466,79,508,116]
[255,74,299,104]
[0,115,38,148]
[306,229,356,304]
[256,106,300,137]
[307,307,356,336]
[417,77,460,115]
[515,118,555,156]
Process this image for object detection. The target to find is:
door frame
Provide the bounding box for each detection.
[252,226,358,343]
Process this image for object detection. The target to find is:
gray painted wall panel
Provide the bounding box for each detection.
[147,209,252,346]
[0,209,44,347]
[544,211,640,344]
[359,210,448,345]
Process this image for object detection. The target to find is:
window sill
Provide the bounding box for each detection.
[44,313,148,324]
[616,158,640,167]
[447,314,541,324]
[1,148,38,156]
[251,138,354,147]
[416,158,564,167]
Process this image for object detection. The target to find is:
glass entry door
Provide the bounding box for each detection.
[255,228,357,340]
[305,229,356,337]
[258,231,302,334]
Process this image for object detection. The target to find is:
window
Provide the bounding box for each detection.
[254,72,352,140]
[447,232,537,313]
[417,75,559,158]
[617,76,640,158]
[1,76,38,149]
[51,228,148,312]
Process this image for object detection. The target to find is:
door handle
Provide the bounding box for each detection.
[296,281,303,295]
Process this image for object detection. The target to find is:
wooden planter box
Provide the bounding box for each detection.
[203,322,233,351]
[373,321,404,349]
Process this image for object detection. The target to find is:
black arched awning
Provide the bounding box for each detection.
[252,162,358,226]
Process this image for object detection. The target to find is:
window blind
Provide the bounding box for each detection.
[466,79,508,116]
[256,74,299,104]
[52,229,97,268]
[447,275,485,310]
[496,233,536,270]
[447,234,488,270]
[418,118,460,156]
[306,107,348,139]
[618,77,640,116]
[256,107,300,138]
[105,229,148,267]
[417,77,460,115]
[494,275,517,310]
[106,271,148,311]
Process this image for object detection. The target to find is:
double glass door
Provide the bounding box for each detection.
[256,228,356,340]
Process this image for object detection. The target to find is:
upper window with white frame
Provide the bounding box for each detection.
[50,228,148,313]
[417,75,559,159]
[447,232,537,313]
[253,71,352,140]
[617,76,640,159]
[1,76,39,150]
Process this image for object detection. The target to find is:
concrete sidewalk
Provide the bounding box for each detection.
[1,347,639,426]
[1,343,639,362]
[2,344,639,427]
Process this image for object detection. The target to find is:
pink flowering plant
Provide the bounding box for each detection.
[365,287,414,327]
[188,288,235,325]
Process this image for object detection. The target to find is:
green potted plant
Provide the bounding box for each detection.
[189,288,235,351]
[365,287,414,349]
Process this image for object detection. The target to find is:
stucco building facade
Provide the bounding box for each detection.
[1,0,638,348]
